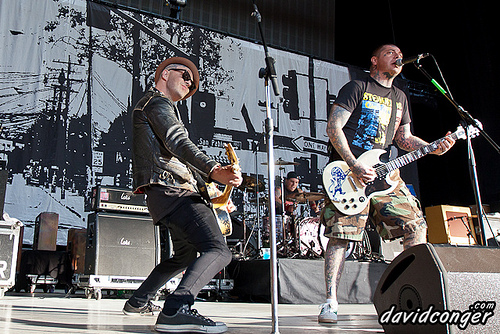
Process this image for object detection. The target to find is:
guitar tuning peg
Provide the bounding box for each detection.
[467,121,482,138]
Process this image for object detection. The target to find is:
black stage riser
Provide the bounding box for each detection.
[228,258,388,304]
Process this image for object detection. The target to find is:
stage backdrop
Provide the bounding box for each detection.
[0,0,352,245]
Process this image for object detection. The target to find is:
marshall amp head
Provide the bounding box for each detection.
[91,186,148,214]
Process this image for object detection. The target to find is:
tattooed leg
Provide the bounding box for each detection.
[324,238,349,301]
[403,226,427,250]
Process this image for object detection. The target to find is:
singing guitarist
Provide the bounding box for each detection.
[318,44,455,324]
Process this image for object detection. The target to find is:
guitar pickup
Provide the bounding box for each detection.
[347,175,359,191]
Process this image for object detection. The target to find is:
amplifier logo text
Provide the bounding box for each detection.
[120,238,131,246]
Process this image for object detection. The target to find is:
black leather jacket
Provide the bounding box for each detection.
[132,87,218,195]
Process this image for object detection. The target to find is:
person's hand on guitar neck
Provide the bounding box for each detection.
[209,165,243,187]
[350,160,377,187]
[430,131,455,156]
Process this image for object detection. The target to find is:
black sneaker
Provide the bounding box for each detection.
[122,300,162,316]
[154,305,227,333]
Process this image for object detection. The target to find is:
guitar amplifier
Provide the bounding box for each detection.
[425,205,477,245]
[91,186,149,215]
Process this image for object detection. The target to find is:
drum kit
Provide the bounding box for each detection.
[230,159,331,260]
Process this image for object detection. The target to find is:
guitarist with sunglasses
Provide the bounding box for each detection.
[123,57,242,333]
[318,44,455,324]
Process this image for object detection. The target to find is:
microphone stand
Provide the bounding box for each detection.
[413,58,500,245]
[251,2,280,333]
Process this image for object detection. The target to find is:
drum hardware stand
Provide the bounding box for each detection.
[241,209,263,260]
[240,189,250,258]
[277,165,289,252]
[413,57,500,246]
[252,1,281,332]
[252,135,264,252]
[300,240,323,258]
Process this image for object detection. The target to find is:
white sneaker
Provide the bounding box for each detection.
[318,303,338,323]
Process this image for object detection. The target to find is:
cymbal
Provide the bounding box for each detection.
[238,174,265,192]
[287,191,325,203]
[261,158,300,166]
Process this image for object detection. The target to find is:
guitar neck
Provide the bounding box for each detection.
[382,131,460,175]
[211,143,239,209]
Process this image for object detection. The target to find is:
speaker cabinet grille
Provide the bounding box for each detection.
[85,212,156,277]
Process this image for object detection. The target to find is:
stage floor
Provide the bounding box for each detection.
[0,291,383,333]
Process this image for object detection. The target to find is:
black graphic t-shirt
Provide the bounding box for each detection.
[331,76,411,160]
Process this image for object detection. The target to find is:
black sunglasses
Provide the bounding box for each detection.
[168,68,196,91]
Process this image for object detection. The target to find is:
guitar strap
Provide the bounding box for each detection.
[384,87,399,160]
[385,87,398,149]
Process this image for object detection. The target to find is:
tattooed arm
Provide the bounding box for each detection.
[326,104,377,184]
[394,123,455,155]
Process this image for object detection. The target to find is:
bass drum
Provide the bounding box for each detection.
[297,217,328,257]
[297,217,355,259]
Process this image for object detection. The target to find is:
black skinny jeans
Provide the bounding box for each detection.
[129,194,232,310]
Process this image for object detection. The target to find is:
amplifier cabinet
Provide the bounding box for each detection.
[34,212,59,251]
[85,212,157,277]
[425,205,477,245]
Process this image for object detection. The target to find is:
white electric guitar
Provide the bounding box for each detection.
[322,125,479,215]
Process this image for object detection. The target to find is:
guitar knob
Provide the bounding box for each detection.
[359,197,365,202]
[344,205,349,210]
[341,199,347,204]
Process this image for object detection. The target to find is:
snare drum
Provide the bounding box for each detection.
[297,217,329,257]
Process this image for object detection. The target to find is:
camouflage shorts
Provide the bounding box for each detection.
[321,171,427,241]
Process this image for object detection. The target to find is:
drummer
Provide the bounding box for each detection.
[275,171,319,217]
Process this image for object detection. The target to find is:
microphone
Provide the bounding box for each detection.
[396,53,430,66]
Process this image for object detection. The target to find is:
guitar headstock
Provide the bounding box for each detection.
[454,124,481,140]
[224,143,240,169]
[466,124,481,139]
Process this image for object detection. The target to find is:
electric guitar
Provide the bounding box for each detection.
[208,143,240,236]
[322,125,479,216]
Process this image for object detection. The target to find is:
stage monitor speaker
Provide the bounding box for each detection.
[85,212,157,277]
[33,212,59,251]
[425,205,477,245]
[373,243,500,333]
